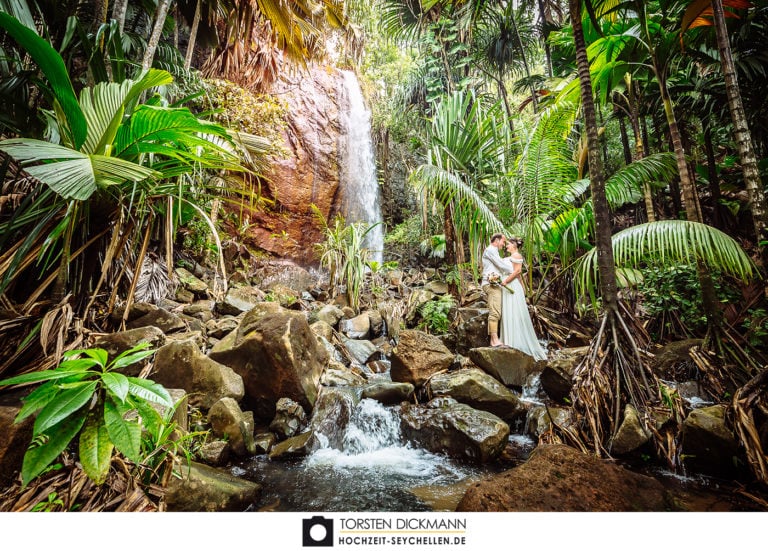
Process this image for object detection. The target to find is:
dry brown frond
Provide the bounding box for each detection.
[732,369,768,485]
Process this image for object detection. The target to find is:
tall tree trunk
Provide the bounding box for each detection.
[569,0,618,315]
[184,0,202,70]
[497,78,516,135]
[712,0,768,255]
[618,112,632,166]
[628,82,655,222]
[112,0,128,34]
[444,203,460,299]
[537,0,554,77]
[142,0,173,71]
[703,120,723,229]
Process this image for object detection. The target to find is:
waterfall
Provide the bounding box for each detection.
[339,70,384,263]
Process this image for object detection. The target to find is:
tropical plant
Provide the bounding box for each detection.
[418,294,455,335]
[0,342,171,487]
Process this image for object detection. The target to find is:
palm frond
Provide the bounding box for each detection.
[603,152,677,209]
[574,220,758,301]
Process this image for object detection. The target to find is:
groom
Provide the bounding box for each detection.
[481,233,510,347]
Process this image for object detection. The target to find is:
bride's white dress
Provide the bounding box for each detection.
[500,258,547,361]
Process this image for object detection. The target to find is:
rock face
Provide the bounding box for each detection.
[457,444,670,511]
[361,382,415,405]
[539,346,587,403]
[92,326,166,374]
[207,398,256,456]
[426,368,525,421]
[611,404,651,455]
[309,386,360,449]
[164,462,260,512]
[209,306,328,421]
[390,330,454,387]
[151,339,244,410]
[468,347,539,387]
[241,66,345,263]
[453,308,489,356]
[399,399,510,463]
[681,404,743,477]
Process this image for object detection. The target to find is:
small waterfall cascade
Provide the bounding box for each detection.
[339,70,384,263]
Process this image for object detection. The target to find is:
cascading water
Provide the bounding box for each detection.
[339,70,384,263]
[237,399,480,511]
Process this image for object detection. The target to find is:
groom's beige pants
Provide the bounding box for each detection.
[483,284,502,336]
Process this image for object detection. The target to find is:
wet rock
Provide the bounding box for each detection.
[309,387,360,449]
[310,320,334,343]
[468,347,540,387]
[205,316,240,339]
[361,382,415,405]
[367,360,390,374]
[183,300,216,321]
[341,337,378,365]
[367,310,384,338]
[258,262,317,295]
[453,308,489,356]
[92,326,166,375]
[539,346,588,403]
[310,304,345,327]
[269,398,307,440]
[526,405,574,438]
[175,287,195,303]
[390,330,454,387]
[681,404,743,477]
[457,444,669,511]
[340,313,370,339]
[611,404,652,455]
[164,461,260,512]
[254,432,277,454]
[269,430,315,460]
[426,368,525,422]
[127,308,186,334]
[200,441,230,466]
[209,305,328,421]
[651,339,704,380]
[208,398,256,456]
[424,280,449,295]
[217,286,266,315]
[0,399,34,486]
[320,361,367,387]
[176,267,209,296]
[152,339,244,410]
[399,400,510,463]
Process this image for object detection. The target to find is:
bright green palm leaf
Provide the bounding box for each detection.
[0,12,87,148]
[574,220,757,300]
[21,409,87,487]
[603,152,677,209]
[79,412,114,485]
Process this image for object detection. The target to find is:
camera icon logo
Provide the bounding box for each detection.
[302,515,334,547]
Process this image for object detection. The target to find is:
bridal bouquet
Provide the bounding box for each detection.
[488,272,514,294]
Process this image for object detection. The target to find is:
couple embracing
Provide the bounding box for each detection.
[481,233,547,361]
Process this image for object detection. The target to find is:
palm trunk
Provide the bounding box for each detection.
[570,0,618,314]
[184,0,202,70]
[712,0,768,253]
[497,78,516,135]
[537,0,554,77]
[628,84,655,222]
[142,0,173,71]
[618,112,632,166]
[703,121,722,229]
[444,202,460,299]
[111,0,128,34]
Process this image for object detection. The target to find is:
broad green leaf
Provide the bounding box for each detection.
[102,372,130,402]
[22,409,87,487]
[79,411,114,484]
[0,12,87,148]
[33,381,97,434]
[103,397,141,462]
[109,349,155,371]
[15,382,59,423]
[132,397,164,435]
[82,348,108,368]
[109,341,151,366]
[55,357,101,371]
[127,377,172,407]
[0,365,90,387]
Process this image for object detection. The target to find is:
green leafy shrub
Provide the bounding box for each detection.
[742,308,768,351]
[0,342,171,487]
[418,294,455,335]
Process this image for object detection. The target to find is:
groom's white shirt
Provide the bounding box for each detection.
[481,245,511,286]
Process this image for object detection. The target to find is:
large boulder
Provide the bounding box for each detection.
[0,396,34,487]
[269,430,315,460]
[207,398,256,456]
[151,339,244,410]
[92,326,166,375]
[526,405,574,438]
[457,444,669,511]
[426,368,525,422]
[390,330,454,387]
[453,308,489,356]
[309,386,360,449]
[539,346,588,403]
[127,308,186,334]
[468,347,540,388]
[164,462,260,512]
[217,286,266,315]
[339,313,370,339]
[209,305,328,421]
[651,339,704,380]
[681,404,744,477]
[611,404,652,456]
[399,398,510,463]
[361,382,415,405]
[341,337,378,365]
[310,304,345,327]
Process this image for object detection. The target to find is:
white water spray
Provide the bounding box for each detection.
[339,70,384,263]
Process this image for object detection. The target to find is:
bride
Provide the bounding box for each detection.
[499,237,547,361]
